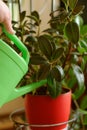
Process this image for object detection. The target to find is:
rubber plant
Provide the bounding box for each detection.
[11,0,85,98]
[1,0,87,129]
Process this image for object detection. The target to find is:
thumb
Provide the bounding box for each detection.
[3,19,15,34]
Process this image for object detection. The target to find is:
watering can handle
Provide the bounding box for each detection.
[1,25,29,64]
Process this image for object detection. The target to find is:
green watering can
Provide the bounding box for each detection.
[0,26,47,107]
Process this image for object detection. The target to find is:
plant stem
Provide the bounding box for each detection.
[37,25,40,37]
[62,42,72,68]
[73,99,85,130]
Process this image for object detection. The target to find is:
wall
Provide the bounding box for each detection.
[21,0,51,31]
[10,0,60,31]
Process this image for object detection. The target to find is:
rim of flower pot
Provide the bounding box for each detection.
[26,88,71,98]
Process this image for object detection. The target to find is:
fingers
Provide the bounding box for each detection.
[0,20,15,35]
[0,1,15,35]
[3,19,15,34]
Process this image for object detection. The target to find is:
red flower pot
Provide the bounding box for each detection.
[25,90,71,130]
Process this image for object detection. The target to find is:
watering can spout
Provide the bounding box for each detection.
[6,79,47,104]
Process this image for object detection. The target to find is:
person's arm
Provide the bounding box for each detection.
[0,0,14,34]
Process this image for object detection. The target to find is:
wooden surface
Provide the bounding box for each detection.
[0,97,25,130]
[0,97,24,116]
[0,107,30,130]
[0,115,14,130]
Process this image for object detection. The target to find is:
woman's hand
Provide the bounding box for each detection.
[0,1,14,34]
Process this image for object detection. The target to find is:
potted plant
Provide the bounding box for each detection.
[2,0,87,129]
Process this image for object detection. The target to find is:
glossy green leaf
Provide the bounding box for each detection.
[80,40,87,49]
[25,35,37,43]
[43,28,56,33]
[20,11,26,22]
[51,41,56,53]
[64,21,79,43]
[80,95,87,109]
[38,36,53,59]
[78,40,87,52]
[73,5,85,15]
[69,0,78,10]
[61,0,67,5]
[27,15,40,25]
[49,11,68,25]
[31,11,40,20]
[52,47,64,61]
[47,75,62,98]
[77,110,87,125]
[30,53,47,65]
[27,11,40,26]
[80,25,87,35]
[51,65,65,82]
[38,64,50,80]
[78,109,87,115]
[83,115,87,125]
[66,68,77,88]
[42,34,56,52]
[71,64,85,99]
[77,46,86,54]
[74,15,84,27]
